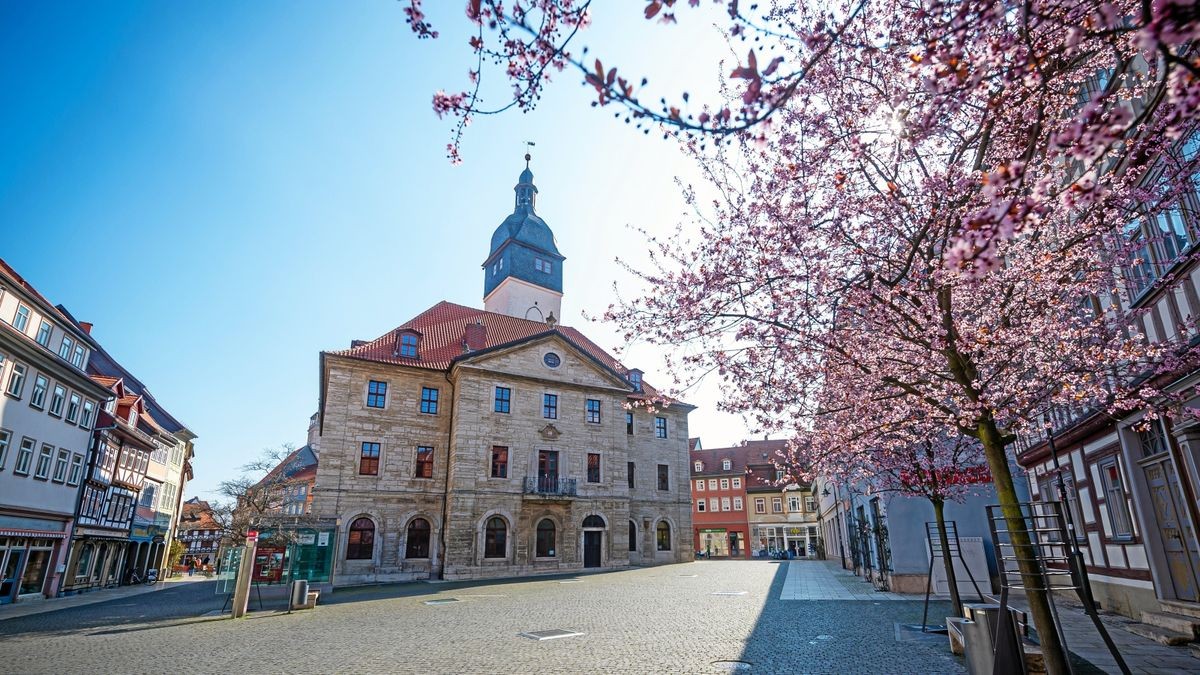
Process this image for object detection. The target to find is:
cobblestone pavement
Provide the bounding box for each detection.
[779,560,909,601]
[0,560,966,674]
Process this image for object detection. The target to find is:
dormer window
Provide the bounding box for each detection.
[398,332,419,358]
[694,461,703,472]
[628,369,643,392]
[129,409,138,427]
[722,459,732,471]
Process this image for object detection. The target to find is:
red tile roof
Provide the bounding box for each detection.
[327,301,670,400]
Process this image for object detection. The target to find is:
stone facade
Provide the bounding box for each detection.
[314,332,693,584]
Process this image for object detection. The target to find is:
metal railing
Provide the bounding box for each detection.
[523,476,577,496]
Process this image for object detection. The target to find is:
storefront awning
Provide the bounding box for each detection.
[0,529,68,539]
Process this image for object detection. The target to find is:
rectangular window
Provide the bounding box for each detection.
[655,416,667,438]
[415,446,434,478]
[12,304,29,331]
[543,393,558,419]
[1101,460,1134,539]
[29,375,48,409]
[733,497,744,511]
[657,463,669,491]
[35,320,51,347]
[587,452,601,483]
[490,446,508,478]
[626,412,634,435]
[6,363,26,398]
[772,497,783,513]
[359,442,380,476]
[0,429,9,470]
[366,380,387,408]
[720,478,730,490]
[696,479,705,492]
[805,496,816,512]
[494,386,511,413]
[399,334,418,358]
[34,443,53,479]
[721,497,731,511]
[709,497,718,511]
[59,336,74,361]
[66,393,81,423]
[732,477,742,489]
[586,399,601,424]
[49,385,65,416]
[15,437,36,474]
[67,454,84,486]
[52,448,69,482]
[534,257,552,274]
[80,400,95,429]
[708,479,718,490]
[72,344,85,369]
[788,495,801,512]
[627,461,635,489]
[419,387,439,414]
[754,498,766,514]
[697,499,706,512]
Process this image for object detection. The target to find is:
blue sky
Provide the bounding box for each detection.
[1,2,752,499]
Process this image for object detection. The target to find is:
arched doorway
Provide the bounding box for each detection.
[582,515,605,568]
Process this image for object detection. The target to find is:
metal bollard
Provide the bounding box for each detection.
[290,579,309,611]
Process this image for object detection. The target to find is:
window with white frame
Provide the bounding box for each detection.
[708,497,718,511]
[695,479,705,492]
[754,497,765,514]
[52,448,69,482]
[14,437,34,474]
[35,320,51,347]
[59,336,73,361]
[732,477,742,489]
[721,497,731,511]
[788,495,801,512]
[34,443,53,479]
[29,375,47,409]
[49,385,65,416]
[0,429,10,470]
[66,393,81,424]
[71,344,85,369]
[707,479,717,490]
[733,497,743,511]
[722,459,731,471]
[697,499,706,512]
[720,478,730,490]
[1100,459,1134,539]
[694,460,703,472]
[12,304,29,332]
[805,496,816,512]
[6,363,26,398]
[67,453,83,486]
[80,400,95,428]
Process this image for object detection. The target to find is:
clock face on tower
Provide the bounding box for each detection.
[543,352,561,368]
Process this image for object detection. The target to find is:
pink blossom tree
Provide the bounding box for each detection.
[405,2,1200,672]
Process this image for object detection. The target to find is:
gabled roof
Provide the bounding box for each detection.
[254,445,318,489]
[326,301,669,400]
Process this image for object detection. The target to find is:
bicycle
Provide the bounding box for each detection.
[128,569,158,586]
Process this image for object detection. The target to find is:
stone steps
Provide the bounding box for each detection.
[1141,610,1200,638]
[1125,621,1195,646]
[1160,599,1200,619]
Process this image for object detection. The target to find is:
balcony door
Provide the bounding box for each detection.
[538,450,559,492]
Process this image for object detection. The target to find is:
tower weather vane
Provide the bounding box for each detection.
[524,140,535,165]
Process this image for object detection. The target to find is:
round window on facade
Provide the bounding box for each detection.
[543,352,561,368]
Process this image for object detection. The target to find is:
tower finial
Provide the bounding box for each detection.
[524,140,535,168]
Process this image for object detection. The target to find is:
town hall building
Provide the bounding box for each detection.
[312,158,695,583]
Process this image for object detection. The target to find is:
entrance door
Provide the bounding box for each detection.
[0,549,23,604]
[729,532,740,557]
[538,450,559,492]
[1144,459,1200,601]
[584,531,601,568]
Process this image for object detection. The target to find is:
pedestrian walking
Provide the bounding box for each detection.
[187,559,195,577]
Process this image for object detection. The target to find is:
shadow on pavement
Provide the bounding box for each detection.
[0,581,223,640]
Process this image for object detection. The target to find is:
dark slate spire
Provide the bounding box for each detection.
[515,152,537,212]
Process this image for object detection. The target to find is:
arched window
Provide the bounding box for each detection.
[582,515,604,528]
[484,516,507,558]
[628,521,637,552]
[536,519,556,557]
[656,520,672,551]
[405,518,431,559]
[347,517,375,560]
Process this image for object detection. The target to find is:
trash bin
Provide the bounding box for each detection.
[290,580,309,609]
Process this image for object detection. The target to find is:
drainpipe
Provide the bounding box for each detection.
[438,371,456,580]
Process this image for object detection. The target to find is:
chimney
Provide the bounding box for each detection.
[79,322,93,335]
[463,320,487,352]
[350,339,367,348]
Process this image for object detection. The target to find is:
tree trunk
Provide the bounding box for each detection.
[978,416,1069,675]
[932,498,963,618]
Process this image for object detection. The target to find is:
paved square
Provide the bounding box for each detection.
[779,560,909,601]
[0,561,966,674]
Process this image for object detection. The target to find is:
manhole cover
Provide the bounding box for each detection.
[712,591,748,596]
[519,628,584,641]
[711,660,752,672]
[424,598,460,605]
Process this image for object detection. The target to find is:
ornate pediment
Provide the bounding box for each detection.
[539,424,562,441]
